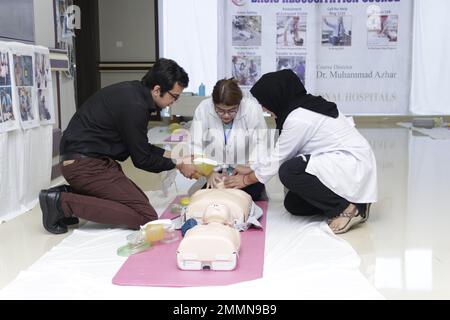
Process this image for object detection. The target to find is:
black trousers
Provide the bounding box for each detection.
[242,182,266,201]
[202,179,265,201]
[278,155,350,219]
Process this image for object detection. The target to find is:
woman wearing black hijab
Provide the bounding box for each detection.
[224,70,377,234]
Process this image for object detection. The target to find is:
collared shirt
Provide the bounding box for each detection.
[61,80,175,173]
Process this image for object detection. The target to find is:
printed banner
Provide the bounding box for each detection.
[0,42,19,133]
[34,46,55,125]
[9,42,39,130]
[222,0,413,115]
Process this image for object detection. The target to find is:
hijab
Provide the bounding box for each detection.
[250,69,338,130]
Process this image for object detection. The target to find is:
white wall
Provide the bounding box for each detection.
[159,0,218,95]
[59,74,77,130]
[99,0,156,62]
[0,0,35,43]
[98,0,156,88]
[410,0,450,114]
[100,71,147,88]
[33,0,54,47]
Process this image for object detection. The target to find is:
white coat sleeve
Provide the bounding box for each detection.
[246,98,268,166]
[189,102,207,157]
[251,112,315,184]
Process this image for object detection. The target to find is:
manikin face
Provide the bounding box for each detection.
[151,82,184,109]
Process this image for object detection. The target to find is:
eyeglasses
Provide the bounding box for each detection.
[215,106,239,116]
[167,91,180,101]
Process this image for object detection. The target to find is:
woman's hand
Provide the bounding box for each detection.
[206,172,225,189]
[223,174,247,189]
[232,165,253,175]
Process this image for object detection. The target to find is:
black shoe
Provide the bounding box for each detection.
[62,217,79,225]
[39,189,68,234]
[47,185,79,225]
[48,184,74,193]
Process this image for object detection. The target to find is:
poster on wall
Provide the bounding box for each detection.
[55,0,76,79]
[55,0,74,49]
[9,42,39,130]
[0,42,20,133]
[34,46,55,125]
[221,0,413,115]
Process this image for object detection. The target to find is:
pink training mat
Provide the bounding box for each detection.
[112,197,268,287]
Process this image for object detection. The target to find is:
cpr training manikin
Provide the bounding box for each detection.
[177,184,262,270]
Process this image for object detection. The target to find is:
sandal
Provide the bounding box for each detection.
[358,203,371,223]
[328,204,370,234]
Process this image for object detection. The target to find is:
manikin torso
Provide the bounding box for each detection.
[177,189,252,270]
[185,189,252,226]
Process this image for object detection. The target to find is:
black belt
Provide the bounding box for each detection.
[60,153,92,162]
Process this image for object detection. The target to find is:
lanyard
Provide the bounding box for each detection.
[223,121,233,145]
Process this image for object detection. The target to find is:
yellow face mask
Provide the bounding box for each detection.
[193,157,218,177]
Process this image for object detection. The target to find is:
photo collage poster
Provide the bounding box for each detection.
[0,41,56,132]
[222,0,413,115]
[10,42,39,130]
[0,42,19,133]
[55,0,76,79]
[55,0,75,49]
[34,46,55,125]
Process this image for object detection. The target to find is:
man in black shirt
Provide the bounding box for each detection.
[39,58,197,234]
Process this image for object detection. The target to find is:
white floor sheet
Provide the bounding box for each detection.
[0,187,384,300]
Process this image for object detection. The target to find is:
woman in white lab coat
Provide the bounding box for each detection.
[224,70,377,234]
[190,78,267,200]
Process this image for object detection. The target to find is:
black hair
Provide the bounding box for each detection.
[141,58,189,94]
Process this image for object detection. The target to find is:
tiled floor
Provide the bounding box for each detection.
[1,125,449,299]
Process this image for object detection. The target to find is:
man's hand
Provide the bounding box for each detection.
[223,174,247,189]
[191,172,202,180]
[173,154,194,164]
[176,162,198,179]
[232,165,253,175]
